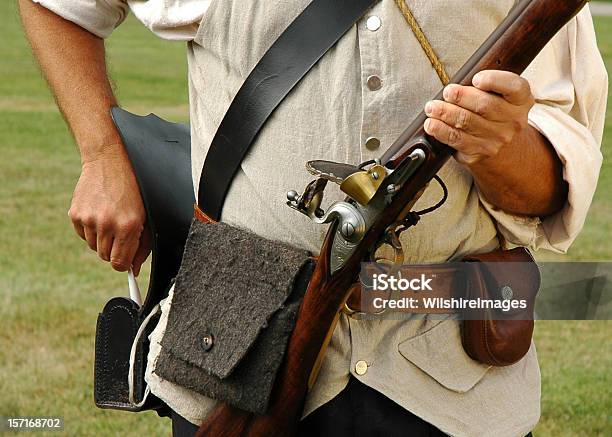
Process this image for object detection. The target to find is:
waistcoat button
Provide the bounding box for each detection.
[366,16,382,32]
[365,136,381,150]
[355,360,368,375]
[366,75,383,91]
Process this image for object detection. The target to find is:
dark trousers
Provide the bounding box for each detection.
[171,377,533,436]
[297,377,447,437]
[171,411,199,437]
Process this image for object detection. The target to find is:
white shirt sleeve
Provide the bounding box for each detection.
[480,5,607,253]
[129,0,213,41]
[32,0,129,39]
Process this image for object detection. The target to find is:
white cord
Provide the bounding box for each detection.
[127,303,160,407]
[128,269,143,306]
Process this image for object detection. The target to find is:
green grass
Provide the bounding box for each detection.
[0,2,610,436]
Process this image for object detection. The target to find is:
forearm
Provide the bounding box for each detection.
[468,125,568,217]
[19,0,122,163]
[424,71,569,218]
[20,1,150,273]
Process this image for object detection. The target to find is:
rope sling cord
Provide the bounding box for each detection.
[393,0,450,85]
[393,0,508,248]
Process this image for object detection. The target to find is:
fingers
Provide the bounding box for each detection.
[69,206,144,271]
[96,231,114,262]
[70,212,86,241]
[109,218,144,272]
[425,71,534,166]
[69,208,114,261]
[425,100,495,137]
[424,117,496,164]
[442,83,508,121]
[131,229,152,277]
[442,72,534,116]
[83,226,97,251]
[424,98,512,160]
[109,238,140,272]
[472,70,534,106]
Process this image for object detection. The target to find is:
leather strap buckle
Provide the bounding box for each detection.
[194,204,216,224]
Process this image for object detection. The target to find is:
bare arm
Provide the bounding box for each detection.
[19,0,150,274]
[424,70,568,217]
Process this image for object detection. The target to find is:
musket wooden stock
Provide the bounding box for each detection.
[197,1,588,435]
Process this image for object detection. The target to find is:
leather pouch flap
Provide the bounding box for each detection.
[463,247,540,316]
[398,320,491,393]
[95,297,140,409]
[159,220,312,380]
[94,297,162,411]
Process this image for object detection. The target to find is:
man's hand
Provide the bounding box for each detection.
[424,70,534,165]
[69,148,150,275]
[423,70,567,216]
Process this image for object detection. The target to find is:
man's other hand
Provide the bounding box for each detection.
[423,70,535,165]
[68,147,150,275]
[422,70,566,216]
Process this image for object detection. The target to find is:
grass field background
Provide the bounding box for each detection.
[1,1,610,435]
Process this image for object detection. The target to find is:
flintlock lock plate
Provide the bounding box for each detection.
[306,160,387,206]
[339,164,386,205]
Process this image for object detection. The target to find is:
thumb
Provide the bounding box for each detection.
[132,228,152,277]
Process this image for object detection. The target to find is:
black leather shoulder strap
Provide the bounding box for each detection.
[199,0,377,221]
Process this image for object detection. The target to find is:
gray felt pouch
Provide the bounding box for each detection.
[155,219,315,414]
